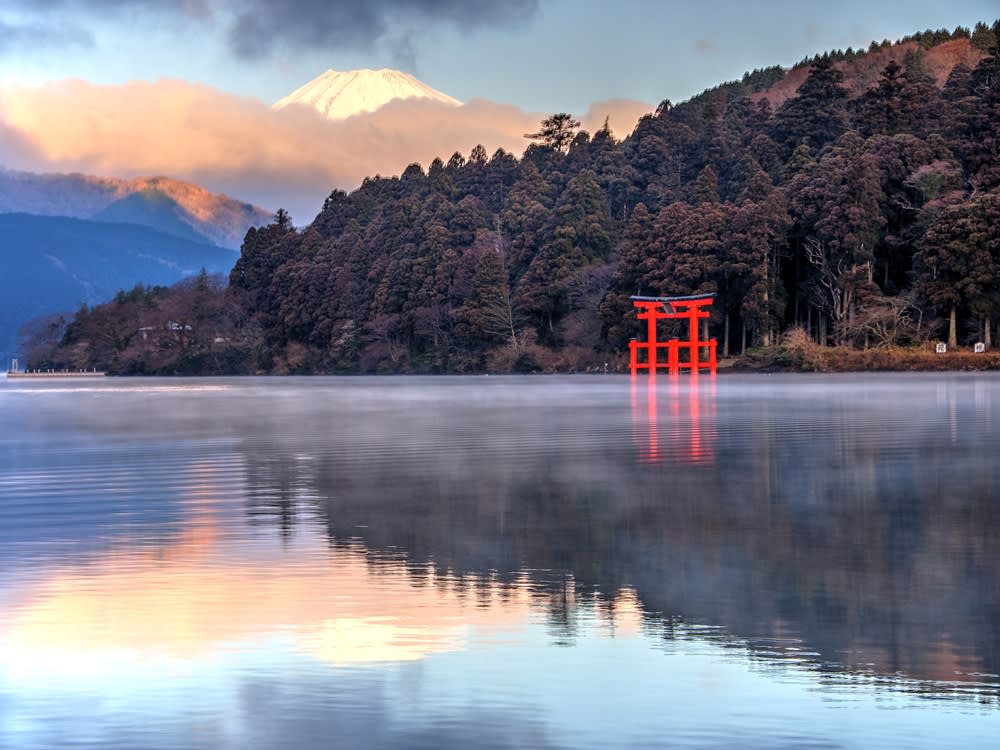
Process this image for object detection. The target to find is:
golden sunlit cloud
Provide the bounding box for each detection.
[0,79,652,219]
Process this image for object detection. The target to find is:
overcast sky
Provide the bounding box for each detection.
[1,0,996,112]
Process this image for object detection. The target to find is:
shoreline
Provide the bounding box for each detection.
[5,371,107,379]
[11,347,1000,378]
[726,346,1000,374]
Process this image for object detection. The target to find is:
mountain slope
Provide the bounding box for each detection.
[273,68,461,120]
[0,169,272,248]
[0,213,236,364]
[755,37,987,108]
[93,189,212,245]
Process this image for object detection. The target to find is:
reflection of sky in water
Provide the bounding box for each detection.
[1,375,999,749]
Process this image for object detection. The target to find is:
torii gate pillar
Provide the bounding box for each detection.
[628,294,717,375]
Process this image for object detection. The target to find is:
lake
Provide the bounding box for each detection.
[1,374,998,749]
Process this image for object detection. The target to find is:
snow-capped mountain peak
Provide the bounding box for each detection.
[273,68,462,121]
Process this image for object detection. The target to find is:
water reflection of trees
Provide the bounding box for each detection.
[238,379,1000,703]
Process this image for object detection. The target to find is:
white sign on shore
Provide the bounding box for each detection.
[975,342,986,353]
[936,343,947,354]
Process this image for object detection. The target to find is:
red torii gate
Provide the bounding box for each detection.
[628,294,717,375]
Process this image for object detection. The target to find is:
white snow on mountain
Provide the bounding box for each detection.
[273,68,462,121]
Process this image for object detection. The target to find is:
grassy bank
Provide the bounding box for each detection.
[732,330,1000,373]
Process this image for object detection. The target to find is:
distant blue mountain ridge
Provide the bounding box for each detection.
[0,213,237,367]
[0,168,272,249]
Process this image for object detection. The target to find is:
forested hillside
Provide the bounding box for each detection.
[34,22,1000,374]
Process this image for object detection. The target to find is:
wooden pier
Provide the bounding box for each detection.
[5,370,106,379]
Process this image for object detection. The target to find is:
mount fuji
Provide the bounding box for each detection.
[273,68,462,121]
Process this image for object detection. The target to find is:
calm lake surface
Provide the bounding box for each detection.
[1,373,998,749]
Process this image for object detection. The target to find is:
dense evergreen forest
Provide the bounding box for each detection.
[32,21,1000,374]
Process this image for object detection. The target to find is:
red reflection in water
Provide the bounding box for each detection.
[630,372,716,465]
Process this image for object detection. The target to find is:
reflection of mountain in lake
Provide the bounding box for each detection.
[236,377,1000,698]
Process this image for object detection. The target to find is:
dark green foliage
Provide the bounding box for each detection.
[515,171,615,344]
[454,245,517,352]
[691,165,721,205]
[857,61,907,136]
[787,133,888,344]
[963,45,1000,190]
[729,154,774,203]
[774,57,849,150]
[39,21,1000,371]
[914,193,1000,346]
[970,21,998,51]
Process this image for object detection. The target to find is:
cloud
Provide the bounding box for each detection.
[0,20,92,53]
[1,1,538,61]
[0,120,44,168]
[0,1,211,58]
[227,0,541,60]
[9,0,207,12]
[0,79,651,221]
[391,30,419,72]
[579,99,658,138]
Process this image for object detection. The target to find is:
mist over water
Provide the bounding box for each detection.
[1,374,998,749]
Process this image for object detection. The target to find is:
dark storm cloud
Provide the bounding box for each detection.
[227,0,542,59]
[1,0,538,60]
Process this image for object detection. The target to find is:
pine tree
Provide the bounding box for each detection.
[914,193,1000,347]
[515,171,614,342]
[774,57,849,151]
[524,113,582,153]
[788,134,885,344]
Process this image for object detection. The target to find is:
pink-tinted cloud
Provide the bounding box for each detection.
[0,79,652,221]
[0,119,44,168]
[579,99,657,138]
